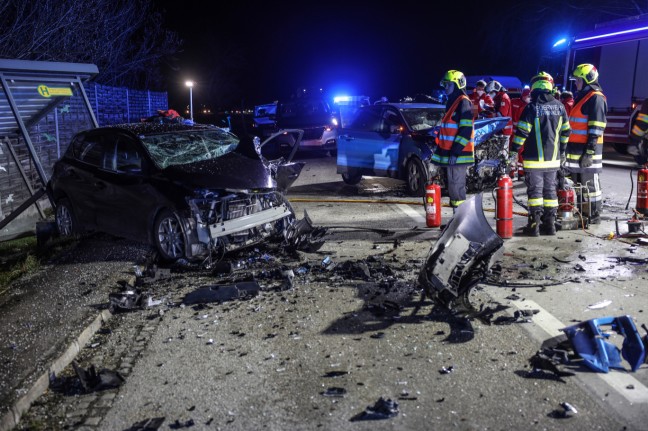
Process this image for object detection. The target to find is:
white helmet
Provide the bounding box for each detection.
[485,80,503,93]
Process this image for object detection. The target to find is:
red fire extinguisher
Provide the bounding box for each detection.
[424,183,441,228]
[495,174,513,238]
[637,164,648,216]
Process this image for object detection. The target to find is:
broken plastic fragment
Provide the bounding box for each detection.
[587,300,612,310]
[321,387,347,397]
[418,194,504,311]
[560,402,577,417]
[72,362,124,391]
[182,282,260,305]
[350,397,399,421]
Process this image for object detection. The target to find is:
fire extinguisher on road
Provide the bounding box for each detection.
[424,183,441,228]
[495,174,513,238]
[637,164,648,216]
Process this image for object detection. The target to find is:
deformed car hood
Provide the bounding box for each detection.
[162,152,274,190]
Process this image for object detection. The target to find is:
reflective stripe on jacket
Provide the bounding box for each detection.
[565,89,607,173]
[432,94,474,165]
[631,101,648,140]
[568,91,606,144]
[510,95,571,171]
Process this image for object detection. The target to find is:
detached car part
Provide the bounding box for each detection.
[418,194,504,311]
[561,315,646,373]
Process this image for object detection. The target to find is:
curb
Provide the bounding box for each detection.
[0,309,113,431]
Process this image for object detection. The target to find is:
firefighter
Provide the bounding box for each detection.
[628,99,648,165]
[510,72,571,236]
[432,70,475,210]
[564,64,608,224]
[510,88,532,177]
[560,91,574,115]
[469,80,494,119]
[486,80,514,148]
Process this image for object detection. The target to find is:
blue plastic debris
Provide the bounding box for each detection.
[561,316,646,373]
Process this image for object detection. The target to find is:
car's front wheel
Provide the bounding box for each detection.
[154,210,186,262]
[406,158,427,196]
[55,198,79,236]
[342,170,362,185]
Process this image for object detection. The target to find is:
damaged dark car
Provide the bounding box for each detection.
[48,123,308,262]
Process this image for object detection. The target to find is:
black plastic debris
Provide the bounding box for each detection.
[169,419,195,429]
[323,371,349,378]
[528,351,575,379]
[182,281,260,305]
[418,194,504,311]
[439,365,455,374]
[321,387,347,397]
[573,264,586,272]
[549,402,578,419]
[125,417,165,431]
[493,309,539,325]
[370,332,386,339]
[350,397,399,421]
[284,210,327,252]
[109,289,143,312]
[72,361,124,392]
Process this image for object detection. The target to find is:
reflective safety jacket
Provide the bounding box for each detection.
[631,100,648,141]
[432,92,474,166]
[510,91,571,171]
[565,85,607,173]
[493,91,513,136]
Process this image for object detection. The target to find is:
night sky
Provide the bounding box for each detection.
[158,0,631,111]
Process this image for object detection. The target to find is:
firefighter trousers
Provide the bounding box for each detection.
[446,165,468,208]
[524,170,558,216]
[572,172,602,220]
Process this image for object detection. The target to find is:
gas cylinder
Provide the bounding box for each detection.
[495,174,513,238]
[424,183,441,228]
[637,165,648,216]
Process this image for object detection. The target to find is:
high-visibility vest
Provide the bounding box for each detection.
[569,91,605,144]
[438,95,474,154]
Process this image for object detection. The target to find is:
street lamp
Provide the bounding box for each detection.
[185,80,194,121]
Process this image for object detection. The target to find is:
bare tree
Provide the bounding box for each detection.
[0,0,181,89]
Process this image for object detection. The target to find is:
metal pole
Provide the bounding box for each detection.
[189,87,193,121]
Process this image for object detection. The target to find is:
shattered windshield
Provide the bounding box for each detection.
[401,108,444,132]
[141,129,240,169]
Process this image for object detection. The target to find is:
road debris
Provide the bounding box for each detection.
[587,300,612,310]
[182,281,260,305]
[350,397,399,421]
[125,417,165,430]
[72,361,124,392]
[321,387,347,397]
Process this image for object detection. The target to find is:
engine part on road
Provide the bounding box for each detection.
[418,193,504,312]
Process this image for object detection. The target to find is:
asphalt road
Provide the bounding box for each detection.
[13,144,648,431]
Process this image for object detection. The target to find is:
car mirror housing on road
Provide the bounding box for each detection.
[418,193,504,312]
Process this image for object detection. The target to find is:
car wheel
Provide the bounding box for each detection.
[342,171,362,185]
[154,210,186,262]
[406,158,427,196]
[55,198,79,236]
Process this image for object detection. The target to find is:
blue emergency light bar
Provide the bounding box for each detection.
[552,38,567,47]
[575,25,648,43]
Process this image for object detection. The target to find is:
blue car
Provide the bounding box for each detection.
[336,102,509,196]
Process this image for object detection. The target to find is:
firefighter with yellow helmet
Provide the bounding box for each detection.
[510,72,571,236]
[564,63,608,224]
[432,70,475,210]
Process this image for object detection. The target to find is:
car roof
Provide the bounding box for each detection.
[378,103,445,110]
[93,122,221,136]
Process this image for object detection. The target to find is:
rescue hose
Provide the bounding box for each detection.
[288,197,529,217]
[625,167,635,211]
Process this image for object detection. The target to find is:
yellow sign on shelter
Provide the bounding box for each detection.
[37,85,73,98]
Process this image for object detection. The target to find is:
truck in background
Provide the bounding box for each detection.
[544,14,648,155]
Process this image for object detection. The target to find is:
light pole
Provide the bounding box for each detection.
[185,80,194,121]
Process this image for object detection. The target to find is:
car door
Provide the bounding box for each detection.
[94,132,159,241]
[337,107,399,176]
[60,131,112,230]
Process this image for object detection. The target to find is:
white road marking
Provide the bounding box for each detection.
[396,203,426,224]
[513,299,648,404]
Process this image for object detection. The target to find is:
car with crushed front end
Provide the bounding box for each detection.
[336,102,511,196]
[47,122,310,263]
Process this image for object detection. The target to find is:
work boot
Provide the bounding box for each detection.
[541,209,557,235]
[523,212,541,237]
[589,201,602,224]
